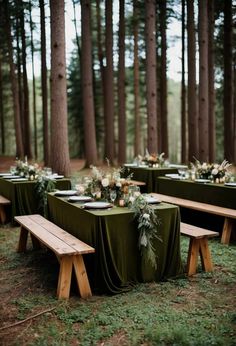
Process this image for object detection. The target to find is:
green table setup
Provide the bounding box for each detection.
[157,176,236,232]
[47,193,183,294]
[122,164,178,193]
[0,177,71,222]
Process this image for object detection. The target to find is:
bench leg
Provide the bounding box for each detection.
[73,255,92,299]
[199,238,213,272]
[0,205,6,224]
[30,234,42,250]
[57,256,73,299]
[17,227,28,252]
[221,218,233,245]
[186,238,200,276]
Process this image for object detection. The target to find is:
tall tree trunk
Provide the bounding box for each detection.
[16,17,24,144]
[50,0,70,176]
[208,0,215,162]
[81,0,97,166]
[0,55,5,154]
[40,0,50,166]
[4,1,24,157]
[72,0,81,59]
[145,0,157,153]
[20,1,32,159]
[118,0,126,164]
[187,0,198,161]
[133,0,141,157]
[104,0,115,162]
[29,1,37,159]
[223,0,234,162]
[181,0,187,163]
[198,0,209,162]
[160,0,168,157]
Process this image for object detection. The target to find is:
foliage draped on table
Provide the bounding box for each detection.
[130,195,161,269]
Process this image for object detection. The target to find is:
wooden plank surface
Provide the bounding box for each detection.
[152,193,236,218]
[0,195,11,205]
[181,223,219,238]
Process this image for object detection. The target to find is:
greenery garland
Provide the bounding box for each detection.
[129,195,162,269]
[35,177,56,216]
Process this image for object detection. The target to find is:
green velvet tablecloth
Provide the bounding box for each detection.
[122,166,178,193]
[0,178,71,222]
[157,177,236,232]
[47,193,183,294]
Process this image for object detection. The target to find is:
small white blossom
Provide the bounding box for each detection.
[143,213,150,220]
[101,178,109,187]
[212,168,218,175]
[140,234,148,247]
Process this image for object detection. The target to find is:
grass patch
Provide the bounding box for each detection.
[0,226,236,345]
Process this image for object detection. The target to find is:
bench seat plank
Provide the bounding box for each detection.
[181,223,219,239]
[0,195,11,224]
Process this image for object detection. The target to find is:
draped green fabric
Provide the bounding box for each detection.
[157,177,236,232]
[122,167,178,193]
[0,178,71,222]
[47,194,183,294]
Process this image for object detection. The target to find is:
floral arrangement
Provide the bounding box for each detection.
[130,195,161,268]
[143,149,166,167]
[191,158,232,183]
[85,162,133,201]
[15,157,41,180]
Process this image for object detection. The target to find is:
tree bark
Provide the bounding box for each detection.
[118,0,126,164]
[208,0,215,162]
[181,0,187,163]
[133,0,141,157]
[198,0,209,161]
[40,0,50,166]
[145,0,157,153]
[187,0,198,161]
[223,0,234,162]
[29,1,37,159]
[81,0,98,166]
[50,0,71,176]
[104,0,115,162]
[20,1,32,159]
[4,1,24,158]
[0,55,5,154]
[160,0,168,157]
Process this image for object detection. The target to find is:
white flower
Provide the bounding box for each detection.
[140,233,148,247]
[101,178,109,187]
[143,213,150,220]
[212,168,218,175]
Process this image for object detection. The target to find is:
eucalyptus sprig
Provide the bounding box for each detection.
[129,195,162,269]
[35,176,56,216]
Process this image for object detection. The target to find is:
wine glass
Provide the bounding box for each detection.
[110,190,117,204]
[178,169,186,179]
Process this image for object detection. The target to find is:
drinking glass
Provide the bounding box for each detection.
[110,190,117,204]
[178,169,186,179]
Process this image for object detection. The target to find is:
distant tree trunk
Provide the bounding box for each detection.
[181,0,187,163]
[81,0,97,166]
[208,0,215,162]
[29,1,37,159]
[16,18,24,142]
[40,0,50,166]
[20,1,32,159]
[223,0,234,162]
[187,0,198,161]
[104,0,115,162]
[133,0,141,156]
[72,0,81,59]
[50,0,71,176]
[0,55,5,154]
[198,0,209,162]
[118,0,126,164]
[4,1,24,157]
[159,0,168,157]
[145,0,157,153]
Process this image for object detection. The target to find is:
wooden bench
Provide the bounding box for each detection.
[0,195,11,224]
[181,222,219,276]
[152,193,236,245]
[14,214,95,299]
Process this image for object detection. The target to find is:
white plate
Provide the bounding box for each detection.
[54,190,77,196]
[144,196,161,204]
[169,164,188,169]
[195,179,210,183]
[68,196,92,202]
[12,178,28,182]
[84,202,112,209]
[224,182,236,187]
[0,172,10,176]
[2,175,21,179]
[124,163,137,167]
[48,174,64,179]
[165,174,181,179]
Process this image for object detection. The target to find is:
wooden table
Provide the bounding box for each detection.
[47,193,183,294]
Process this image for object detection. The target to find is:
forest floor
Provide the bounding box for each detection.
[0,156,236,345]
